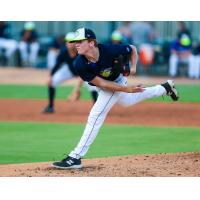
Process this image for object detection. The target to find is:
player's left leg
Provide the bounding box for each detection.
[118,80,179,107]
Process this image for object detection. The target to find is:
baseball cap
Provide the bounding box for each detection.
[70,28,96,42]
[180,34,191,46]
[24,22,35,30]
[65,32,76,42]
[111,30,123,42]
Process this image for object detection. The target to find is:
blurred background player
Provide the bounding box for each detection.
[0,21,18,66]
[110,30,123,44]
[104,30,123,45]
[43,32,98,114]
[18,22,40,67]
[131,21,157,49]
[169,21,196,78]
[118,21,132,44]
[46,34,66,70]
[130,21,157,68]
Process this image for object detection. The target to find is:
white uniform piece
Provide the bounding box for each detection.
[0,38,18,58]
[51,63,74,87]
[18,41,40,66]
[69,75,166,159]
[193,55,200,79]
[47,49,59,70]
[169,53,197,78]
[51,63,97,93]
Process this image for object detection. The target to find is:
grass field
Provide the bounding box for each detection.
[0,84,200,102]
[0,121,200,164]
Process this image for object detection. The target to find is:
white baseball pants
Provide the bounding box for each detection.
[69,75,166,159]
[0,38,18,58]
[169,53,197,78]
[47,49,59,70]
[18,41,40,66]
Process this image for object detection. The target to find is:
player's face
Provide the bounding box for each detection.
[66,42,74,49]
[75,40,90,55]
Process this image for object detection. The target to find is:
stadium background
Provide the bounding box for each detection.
[8,21,200,41]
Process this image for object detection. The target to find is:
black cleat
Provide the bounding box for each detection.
[52,156,82,169]
[161,80,179,101]
[43,106,54,113]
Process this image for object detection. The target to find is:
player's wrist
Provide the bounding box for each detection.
[122,86,130,93]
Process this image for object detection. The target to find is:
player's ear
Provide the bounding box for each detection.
[88,40,94,47]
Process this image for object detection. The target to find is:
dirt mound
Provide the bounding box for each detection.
[0,152,200,177]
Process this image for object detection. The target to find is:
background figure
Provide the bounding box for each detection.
[131,21,156,48]
[110,30,123,44]
[43,32,98,114]
[131,22,157,67]
[169,21,196,78]
[47,34,66,70]
[18,22,40,67]
[0,21,18,66]
[118,21,132,44]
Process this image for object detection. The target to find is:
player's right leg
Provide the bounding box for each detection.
[52,88,120,169]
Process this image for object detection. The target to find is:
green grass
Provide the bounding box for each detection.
[0,121,200,164]
[0,84,199,102]
[0,84,91,100]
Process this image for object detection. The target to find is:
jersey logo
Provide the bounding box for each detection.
[100,68,112,78]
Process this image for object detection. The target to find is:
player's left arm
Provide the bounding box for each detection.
[129,45,138,75]
[90,76,144,93]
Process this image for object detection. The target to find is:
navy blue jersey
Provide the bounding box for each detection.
[20,29,38,43]
[73,44,132,83]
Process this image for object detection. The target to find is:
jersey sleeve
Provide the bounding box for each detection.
[74,57,96,82]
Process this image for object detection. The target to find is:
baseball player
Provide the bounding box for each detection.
[43,32,98,113]
[52,28,179,169]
